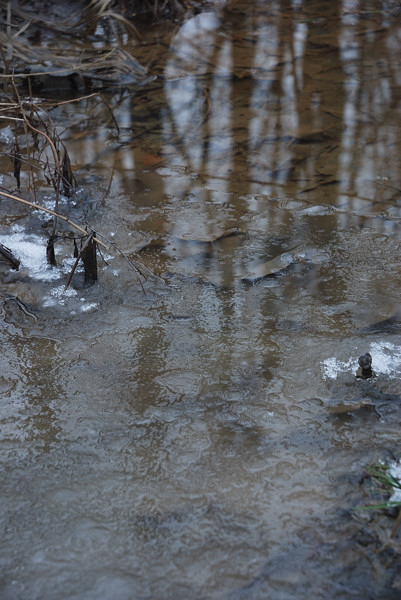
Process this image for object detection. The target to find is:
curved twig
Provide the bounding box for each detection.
[0,187,108,249]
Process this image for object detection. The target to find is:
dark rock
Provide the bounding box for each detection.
[356,353,374,379]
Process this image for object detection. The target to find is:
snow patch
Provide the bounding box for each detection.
[0,226,61,281]
[321,340,401,380]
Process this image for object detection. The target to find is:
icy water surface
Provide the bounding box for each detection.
[1,1,401,599]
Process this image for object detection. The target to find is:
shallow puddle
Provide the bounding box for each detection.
[1,1,401,599]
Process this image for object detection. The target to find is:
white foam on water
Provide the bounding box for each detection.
[321,340,401,380]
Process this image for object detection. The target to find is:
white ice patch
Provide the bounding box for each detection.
[0,226,61,281]
[0,226,99,311]
[387,460,401,504]
[40,193,71,213]
[43,285,77,306]
[321,340,401,380]
[42,285,98,312]
[79,299,98,312]
[369,341,401,375]
[0,126,14,144]
[321,356,356,380]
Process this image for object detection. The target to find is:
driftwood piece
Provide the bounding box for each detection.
[0,242,20,270]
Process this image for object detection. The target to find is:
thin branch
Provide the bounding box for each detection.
[0,187,108,249]
[11,79,62,219]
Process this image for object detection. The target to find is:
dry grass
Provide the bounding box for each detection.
[0,0,193,287]
[0,0,192,89]
[0,85,147,288]
[0,1,151,88]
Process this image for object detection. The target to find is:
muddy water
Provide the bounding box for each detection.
[2,1,401,599]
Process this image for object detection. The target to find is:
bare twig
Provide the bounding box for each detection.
[11,80,62,217]
[0,186,147,289]
[0,187,108,249]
